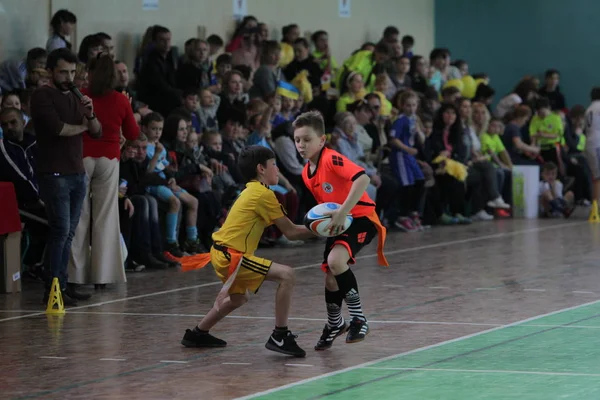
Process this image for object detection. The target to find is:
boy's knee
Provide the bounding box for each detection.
[279,265,296,285]
[190,196,199,210]
[327,252,348,274]
[168,196,180,210]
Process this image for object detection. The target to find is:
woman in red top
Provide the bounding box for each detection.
[69,54,139,287]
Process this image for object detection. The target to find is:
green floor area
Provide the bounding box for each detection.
[251,301,600,400]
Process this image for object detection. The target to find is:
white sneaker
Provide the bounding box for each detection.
[487,197,511,209]
[472,210,494,221]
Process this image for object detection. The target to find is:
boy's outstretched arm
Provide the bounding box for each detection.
[274,216,317,241]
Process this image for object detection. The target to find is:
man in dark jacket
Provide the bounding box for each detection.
[0,107,47,273]
[137,26,181,118]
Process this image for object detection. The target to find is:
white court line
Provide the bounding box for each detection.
[573,291,596,294]
[361,367,600,377]
[525,324,600,329]
[0,221,584,324]
[285,364,314,367]
[223,362,252,365]
[428,286,449,289]
[63,311,504,327]
[475,288,497,291]
[99,358,126,362]
[235,298,600,399]
[159,360,188,364]
[524,289,546,292]
[50,311,600,329]
[383,284,404,288]
[39,356,67,360]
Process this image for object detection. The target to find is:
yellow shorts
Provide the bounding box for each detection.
[210,246,273,295]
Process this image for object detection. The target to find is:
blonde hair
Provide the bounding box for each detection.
[471,102,490,135]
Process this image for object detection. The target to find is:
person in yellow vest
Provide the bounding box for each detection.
[279,24,300,69]
[336,72,367,112]
[336,43,390,93]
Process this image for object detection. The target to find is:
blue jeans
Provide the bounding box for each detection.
[38,173,87,289]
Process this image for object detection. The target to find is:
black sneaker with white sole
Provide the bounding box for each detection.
[314,320,349,351]
[181,328,227,348]
[346,317,369,343]
[265,330,306,357]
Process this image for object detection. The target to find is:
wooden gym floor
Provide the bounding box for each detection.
[1,218,600,399]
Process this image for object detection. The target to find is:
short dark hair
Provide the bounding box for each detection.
[591,87,600,101]
[26,48,47,65]
[545,69,559,79]
[46,48,78,70]
[358,42,373,51]
[216,53,232,67]
[282,24,299,39]
[181,88,199,98]
[374,42,390,55]
[222,108,245,125]
[152,25,170,41]
[292,111,326,136]
[383,26,399,39]
[260,40,281,64]
[294,37,309,48]
[141,112,164,127]
[401,35,414,46]
[96,32,112,41]
[535,97,551,111]
[441,86,461,98]
[475,84,496,99]
[429,48,449,61]
[311,30,327,44]
[0,107,24,120]
[542,161,557,172]
[570,105,586,120]
[207,34,224,47]
[238,145,276,182]
[50,9,76,34]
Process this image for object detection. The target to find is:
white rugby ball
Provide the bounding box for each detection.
[304,202,353,237]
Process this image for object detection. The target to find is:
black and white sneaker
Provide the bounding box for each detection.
[314,320,349,351]
[181,328,227,348]
[265,330,306,357]
[346,317,369,343]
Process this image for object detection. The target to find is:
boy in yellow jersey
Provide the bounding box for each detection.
[530,97,565,171]
[180,146,314,357]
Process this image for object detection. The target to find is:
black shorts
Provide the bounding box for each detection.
[321,216,378,272]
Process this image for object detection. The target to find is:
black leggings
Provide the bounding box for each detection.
[437,174,466,215]
[398,181,425,216]
[190,191,221,248]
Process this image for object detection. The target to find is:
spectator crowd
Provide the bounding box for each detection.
[0,9,594,304]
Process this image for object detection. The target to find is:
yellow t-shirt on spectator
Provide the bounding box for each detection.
[529,113,564,149]
[480,132,505,155]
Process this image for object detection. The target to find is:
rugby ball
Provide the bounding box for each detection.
[304,202,353,237]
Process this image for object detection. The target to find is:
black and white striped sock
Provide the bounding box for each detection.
[325,289,344,328]
[334,269,366,322]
